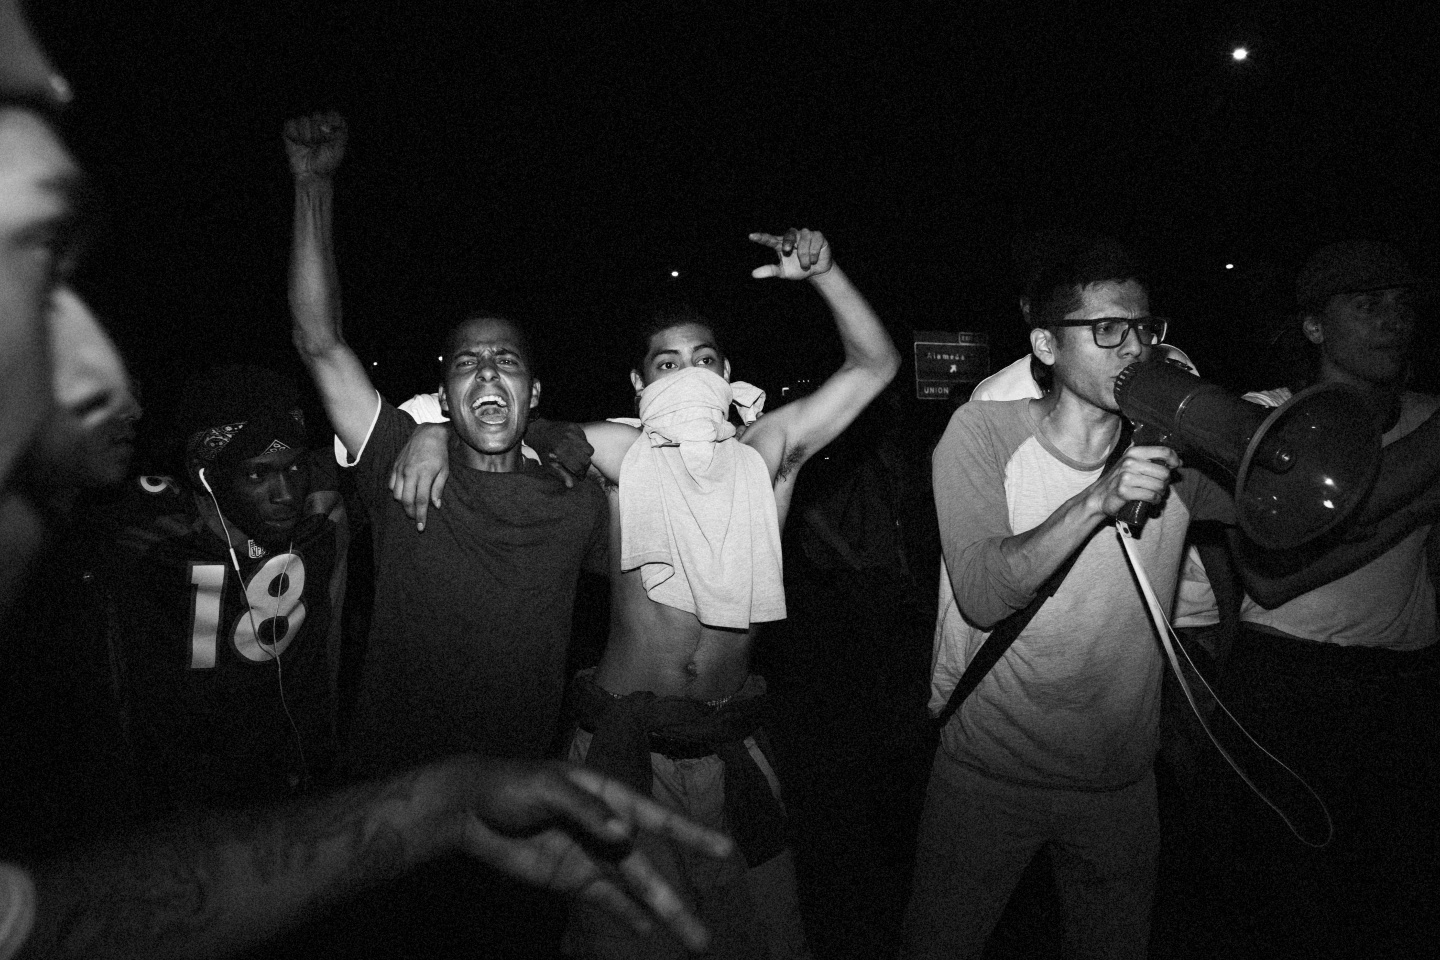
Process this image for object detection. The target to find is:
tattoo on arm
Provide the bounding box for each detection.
[38,769,443,959]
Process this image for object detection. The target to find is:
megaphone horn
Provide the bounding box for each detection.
[1112,360,1381,550]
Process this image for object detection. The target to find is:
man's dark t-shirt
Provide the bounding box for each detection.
[343,399,607,777]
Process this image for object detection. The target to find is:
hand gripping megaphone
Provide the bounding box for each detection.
[1112,360,1382,550]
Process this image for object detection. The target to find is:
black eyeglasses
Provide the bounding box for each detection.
[1048,317,1168,349]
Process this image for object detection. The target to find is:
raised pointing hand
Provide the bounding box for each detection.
[749,227,833,280]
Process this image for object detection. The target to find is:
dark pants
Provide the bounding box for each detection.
[903,753,1158,960]
[1199,628,1440,958]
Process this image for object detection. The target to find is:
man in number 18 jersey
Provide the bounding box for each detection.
[104,365,346,808]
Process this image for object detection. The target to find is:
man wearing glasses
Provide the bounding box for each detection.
[903,240,1233,959]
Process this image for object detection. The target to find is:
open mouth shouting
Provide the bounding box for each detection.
[471,392,511,425]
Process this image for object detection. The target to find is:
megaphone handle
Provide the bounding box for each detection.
[1118,497,1151,528]
[1116,422,1172,533]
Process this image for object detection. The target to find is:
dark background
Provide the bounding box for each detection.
[21,4,1440,956]
[30,0,1440,441]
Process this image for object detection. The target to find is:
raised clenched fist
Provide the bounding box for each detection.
[284,112,348,180]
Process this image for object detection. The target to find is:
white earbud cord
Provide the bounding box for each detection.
[200,470,310,791]
[1116,521,1333,848]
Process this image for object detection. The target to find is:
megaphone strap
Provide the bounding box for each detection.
[1116,522,1334,849]
[934,423,1136,730]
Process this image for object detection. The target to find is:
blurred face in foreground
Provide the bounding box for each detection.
[0,0,86,619]
[34,288,141,490]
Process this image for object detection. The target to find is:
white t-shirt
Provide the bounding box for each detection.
[1240,388,1440,650]
[968,346,1220,630]
[930,399,1230,789]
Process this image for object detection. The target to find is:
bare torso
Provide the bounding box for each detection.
[591,419,801,701]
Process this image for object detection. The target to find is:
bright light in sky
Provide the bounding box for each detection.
[371,361,378,367]
[1225,263,1234,270]
[1232,47,1248,61]
[670,270,680,278]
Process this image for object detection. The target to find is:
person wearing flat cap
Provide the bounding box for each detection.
[1293,240,1426,404]
[1204,240,1440,958]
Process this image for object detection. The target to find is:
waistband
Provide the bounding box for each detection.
[570,670,769,754]
[569,669,785,866]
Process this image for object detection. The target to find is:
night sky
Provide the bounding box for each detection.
[29,0,1440,438]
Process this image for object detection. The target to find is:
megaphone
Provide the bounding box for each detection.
[1112,360,1381,550]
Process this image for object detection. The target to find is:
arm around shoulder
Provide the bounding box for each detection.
[1235,478,1440,608]
[1349,401,1440,527]
[581,420,642,485]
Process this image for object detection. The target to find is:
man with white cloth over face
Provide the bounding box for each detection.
[617,366,785,629]
[392,228,899,959]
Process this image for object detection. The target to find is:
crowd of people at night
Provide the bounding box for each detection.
[2,3,1437,958]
